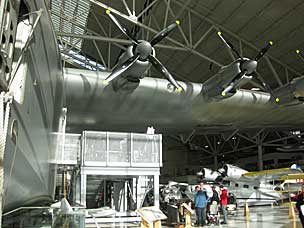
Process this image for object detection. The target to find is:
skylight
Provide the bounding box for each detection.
[50,0,90,50]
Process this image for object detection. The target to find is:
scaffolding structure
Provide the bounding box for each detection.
[51,130,162,213]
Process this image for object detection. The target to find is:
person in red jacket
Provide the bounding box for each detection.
[220,185,228,224]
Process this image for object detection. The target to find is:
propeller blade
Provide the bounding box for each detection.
[254,41,273,61]
[253,72,280,103]
[103,55,140,84]
[296,49,304,63]
[106,9,138,45]
[221,71,245,96]
[150,21,180,46]
[149,55,183,92]
[217,31,242,59]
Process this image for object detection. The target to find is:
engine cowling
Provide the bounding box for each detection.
[117,44,155,80]
[220,164,248,180]
[198,168,222,182]
[202,59,254,100]
[273,76,304,105]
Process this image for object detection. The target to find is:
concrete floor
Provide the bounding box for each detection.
[91,206,302,228]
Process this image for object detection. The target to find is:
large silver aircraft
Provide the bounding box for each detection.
[0,0,63,213]
[1,0,304,217]
[65,47,304,134]
[64,6,304,134]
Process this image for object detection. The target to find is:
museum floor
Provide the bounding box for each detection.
[87,205,302,228]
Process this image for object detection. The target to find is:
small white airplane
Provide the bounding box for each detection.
[199,164,303,206]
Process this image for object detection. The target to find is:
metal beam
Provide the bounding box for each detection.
[239,40,243,57]
[137,0,159,19]
[92,40,107,68]
[56,32,189,51]
[193,26,214,49]
[163,0,190,47]
[121,0,132,16]
[108,22,111,69]
[87,0,223,67]
[265,57,283,86]
[220,144,257,155]
[175,0,192,19]
[163,0,170,28]
[264,132,304,144]
[236,133,256,144]
[61,51,98,69]
[92,11,108,36]
[204,135,215,153]
[188,11,192,47]
[174,0,302,78]
[285,67,289,83]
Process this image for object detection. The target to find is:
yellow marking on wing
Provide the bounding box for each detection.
[242,167,292,177]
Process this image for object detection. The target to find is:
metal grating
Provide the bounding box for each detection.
[50,0,90,50]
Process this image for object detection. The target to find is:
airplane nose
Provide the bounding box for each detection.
[241,60,257,75]
[135,41,152,60]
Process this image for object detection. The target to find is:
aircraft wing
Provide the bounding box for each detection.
[241,167,303,182]
[65,68,304,133]
[279,173,304,180]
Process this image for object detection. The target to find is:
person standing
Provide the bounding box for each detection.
[220,185,228,224]
[296,187,304,227]
[195,182,208,226]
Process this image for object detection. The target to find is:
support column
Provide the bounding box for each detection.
[274,158,278,168]
[75,173,81,204]
[136,177,141,209]
[154,174,159,208]
[258,144,263,171]
[80,172,87,207]
[214,154,218,170]
[124,181,128,211]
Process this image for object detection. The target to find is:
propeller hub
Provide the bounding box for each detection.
[135,41,152,61]
[241,60,257,75]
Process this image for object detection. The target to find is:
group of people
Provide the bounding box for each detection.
[194,182,228,226]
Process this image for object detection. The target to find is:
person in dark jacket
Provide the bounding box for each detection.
[296,188,304,227]
[210,186,220,203]
[195,182,208,226]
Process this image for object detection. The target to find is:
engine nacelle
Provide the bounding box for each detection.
[202,61,241,100]
[220,164,248,180]
[273,76,304,105]
[117,44,155,80]
[199,168,222,182]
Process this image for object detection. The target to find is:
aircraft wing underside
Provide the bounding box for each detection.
[64,68,304,133]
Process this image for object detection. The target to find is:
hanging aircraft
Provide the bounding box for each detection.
[199,164,303,206]
[65,38,304,133]
[63,3,304,135]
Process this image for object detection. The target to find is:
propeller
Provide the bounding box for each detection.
[217,32,242,59]
[103,10,183,92]
[217,31,279,102]
[102,55,140,85]
[296,49,304,63]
